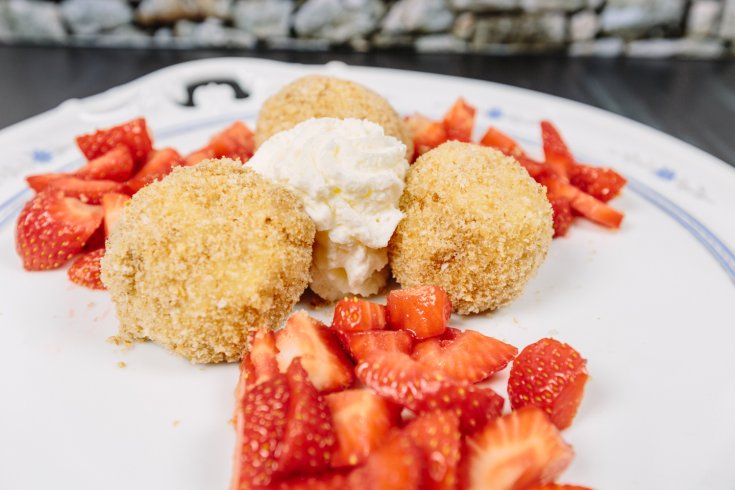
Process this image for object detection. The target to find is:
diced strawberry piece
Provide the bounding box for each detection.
[75,118,153,164]
[344,330,414,364]
[125,147,184,193]
[209,121,255,162]
[439,327,462,341]
[46,177,124,204]
[246,330,281,388]
[347,432,425,490]
[413,330,517,384]
[275,311,354,393]
[81,223,106,252]
[101,192,130,238]
[278,359,335,477]
[443,97,476,143]
[412,337,442,361]
[548,193,573,238]
[16,191,103,271]
[404,411,461,490]
[332,298,387,334]
[569,163,627,203]
[387,285,451,339]
[460,407,574,490]
[355,351,445,408]
[74,146,135,182]
[527,485,592,490]
[26,173,66,193]
[67,248,106,290]
[541,120,575,180]
[405,113,448,161]
[519,157,556,181]
[274,472,350,490]
[508,338,588,430]
[479,127,525,158]
[326,389,400,468]
[183,146,217,167]
[543,177,623,229]
[414,383,504,434]
[230,373,290,490]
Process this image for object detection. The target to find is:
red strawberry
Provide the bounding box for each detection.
[541,120,575,180]
[479,127,526,159]
[235,330,280,421]
[209,121,255,162]
[443,97,476,143]
[415,383,504,434]
[67,248,106,290]
[26,173,65,193]
[81,223,106,252]
[16,191,103,270]
[355,350,445,408]
[230,373,290,490]
[508,338,588,430]
[277,359,335,477]
[75,118,153,164]
[569,163,627,203]
[460,407,574,490]
[404,411,461,490]
[74,146,135,182]
[326,389,400,468]
[412,337,442,361]
[347,432,424,490]
[527,485,592,490]
[275,311,354,393]
[183,146,217,166]
[548,193,573,238]
[101,192,131,238]
[46,177,124,204]
[542,177,623,229]
[414,330,517,384]
[386,285,451,339]
[405,113,448,161]
[332,298,386,334]
[343,330,414,363]
[439,327,461,341]
[125,147,183,193]
[274,472,350,490]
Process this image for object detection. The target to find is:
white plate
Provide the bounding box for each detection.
[1,58,734,490]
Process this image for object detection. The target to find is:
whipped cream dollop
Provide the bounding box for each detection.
[249,118,409,301]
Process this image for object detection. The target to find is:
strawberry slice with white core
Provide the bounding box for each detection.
[343,330,414,364]
[404,410,461,490]
[101,192,131,238]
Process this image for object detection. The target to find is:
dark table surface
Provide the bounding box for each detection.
[1,45,733,166]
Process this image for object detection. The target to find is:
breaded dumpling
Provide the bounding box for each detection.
[101,159,315,363]
[389,142,553,314]
[255,75,413,159]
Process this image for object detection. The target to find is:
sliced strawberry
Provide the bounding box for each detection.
[569,163,627,203]
[332,298,387,334]
[548,193,573,238]
[67,248,106,290]
[386,285,451,339]
[343,330,414,364]
[404,410,461,490]
[542,177,623,229]
[347,431,424,490]
[209,121,255,162]
[479,127,526,158]
[125,147,183,193]
[26,173,66,193]
[415,383,504,434]
[274,472,350,490]
[230,373,290,490]
[46,177,123,204]
[75,118,153,165]
[183,146,217,166]
[275,311,354,393]
[326,389,400,468]
[278,358,335,477]
[101,192,130,238]
[412,337,442,361]
[74,146,135,182]
[541,120,575,180]
[16,191,103,270]
[355,350,445,408]
[460,407,574,490]
[439,327,461,341]
[443,97,476,143]
[508,338,588,430]
[405,113,448,161]
[413,330,517,384]
[82,223,106,252]
[527,485,592,490]
[245,330,281,388]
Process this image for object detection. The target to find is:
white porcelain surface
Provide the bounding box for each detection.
[1,58,734,490]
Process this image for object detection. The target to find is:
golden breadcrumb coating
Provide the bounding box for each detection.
[389,142,553,314]
[101,159,315,363]
[255,75,413,159]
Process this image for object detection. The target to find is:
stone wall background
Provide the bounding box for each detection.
[1,0,734,58]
